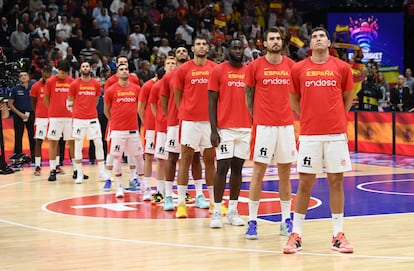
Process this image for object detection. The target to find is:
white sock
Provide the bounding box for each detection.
[228,200,238,213]
[35,157,41,167]
[177,185,186,206]
[115,176,123,188]
[248,200,260,221]
[194,179,203,196]
[130,168,137,179]
[143,177,151,191]
[292,212,306,236]
[56,156,60,166]
[98,161,105,175]
[49,160,56,171]
[280,200,292,222]
[165,181,173,197]
[214,202,222,214]
[74,162,82,178]
[156,179,165,196]
[332,213,344,236]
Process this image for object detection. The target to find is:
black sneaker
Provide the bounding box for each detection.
[72,170,89,180]
[48,170,57,181]
[0,165,15,175]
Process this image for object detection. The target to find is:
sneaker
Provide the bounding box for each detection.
[331,232,354,253]
[34,166,41,176]
[209,202,228,214]
[225,209,245,226]
[143,188,152,201]
[128,178,140,191]
[163,196,174,211]
[185,192,193,203]
[210,210,223,228]
[75,176,83,184]
[245,220,258,240]
[194,194,209,209]
[116,186,124,198]
[283,232,302,254]
[56,165,65,174]
[280,218,293,236]
[48,170,57,182]
[175,205,188,218]
[103,179,112,191]
[151,192,164,204]
[72,170,89,180]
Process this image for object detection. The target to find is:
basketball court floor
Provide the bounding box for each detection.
[1,152,413,270]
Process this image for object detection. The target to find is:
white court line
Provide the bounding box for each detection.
[0,217,414,261]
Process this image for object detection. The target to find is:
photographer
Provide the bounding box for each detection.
[8,71,36,163]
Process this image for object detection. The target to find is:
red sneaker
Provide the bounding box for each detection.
[332,232,354,253]
[283,232,302,254]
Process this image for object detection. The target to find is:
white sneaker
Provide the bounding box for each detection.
[225,209,245,226]
[75,172,83,184]
[116,186,124,198]
[210,210,223,228]
[143,188,152,201]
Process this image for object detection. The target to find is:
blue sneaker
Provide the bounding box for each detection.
[163,196,174,211]
[127,178,140,191]
[280,218,293,236]
[245,220,258,240]
[194,194,209,209]
[103,179,112,191]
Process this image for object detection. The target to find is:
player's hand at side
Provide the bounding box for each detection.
[210,131,220,147]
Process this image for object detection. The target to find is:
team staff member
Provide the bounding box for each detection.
[67,61,106,184]
[104,64,143,198]
[44,60,75,182]
[208,38,250,228]
[245,27,297,239]
[30,67,52,176]
[284,27,354,254]
[174,36,217,218]
[8,71,35,163]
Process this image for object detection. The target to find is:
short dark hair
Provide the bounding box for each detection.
[310,26,330,40]
[57,60,70,72]
[264,26,282,41]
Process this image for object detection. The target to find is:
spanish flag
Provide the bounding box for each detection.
[289,36,304,48]
[335,25,349,33]
[269,1,284,13]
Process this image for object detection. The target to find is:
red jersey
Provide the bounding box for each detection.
[160,70,179,126]
[44,75,74,118]
[208,62,251,128]
[245,56,295,126]
[138,79,156,130]
[30,80,49,118]
[104,73,140,89]
[104,82,140,131]
[69,77,101,119]
[174,60,216,121]
[291,56,354,135]
[149,80,167,133]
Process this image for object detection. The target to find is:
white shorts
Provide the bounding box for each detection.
[47,118,73,141]
[72,118,102,140]
[297,133,352,174]
[216,128,251,160]
[34,118,48,140]
[144,130,155,154]
[252,125,297,164]
[180,120,212,151]
[165,125,181,153]
[154,131,168,160]
[109,130,144,157]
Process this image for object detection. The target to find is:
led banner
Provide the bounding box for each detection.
[328,12,404,69]
[356,112,393,154]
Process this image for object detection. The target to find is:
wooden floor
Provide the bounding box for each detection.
[1,157,414,270]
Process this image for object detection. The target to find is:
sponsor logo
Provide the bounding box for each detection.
[305,79,337,87]
[262,78,290,85]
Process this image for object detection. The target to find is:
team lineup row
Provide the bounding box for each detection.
[28,26,354,255]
